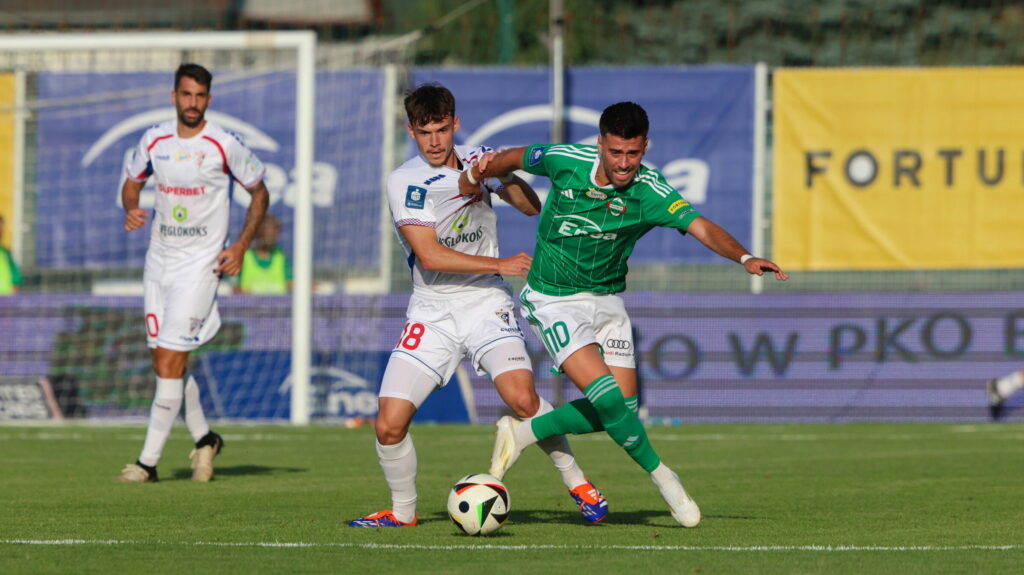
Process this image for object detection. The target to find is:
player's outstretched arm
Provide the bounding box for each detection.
[401,224,532,278]
[459,147,528,197]
[686,216,789,281]
[495,173,541,217]
[122,179,148,231]
[216,181,270,276]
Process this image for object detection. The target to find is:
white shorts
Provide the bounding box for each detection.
[143,275,221,352]
[519,284,636,370]
[389,286,531,387]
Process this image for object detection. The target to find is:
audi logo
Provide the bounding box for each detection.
[604,339,632,350]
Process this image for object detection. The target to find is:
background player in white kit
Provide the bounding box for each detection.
[349,83,608,527]
[116,63,270,483]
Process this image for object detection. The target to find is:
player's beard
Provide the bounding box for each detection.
[178,107,205,129]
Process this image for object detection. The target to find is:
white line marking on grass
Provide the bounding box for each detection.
[3,540,1021,552]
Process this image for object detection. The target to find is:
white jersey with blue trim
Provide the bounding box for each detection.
[386,144,509,296]
[125,120,265,279]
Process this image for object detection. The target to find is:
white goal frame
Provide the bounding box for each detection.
[0,31,317,424]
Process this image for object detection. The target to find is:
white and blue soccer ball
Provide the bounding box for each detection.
[447,473,511,536]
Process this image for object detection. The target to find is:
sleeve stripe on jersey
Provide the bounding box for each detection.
[201,135,231,176]
[544,148,597,163]
[396,219,436,228]
[548,144,596,157]
[636,171,674,198]
[146,134,173,151]
[126,164,150,182]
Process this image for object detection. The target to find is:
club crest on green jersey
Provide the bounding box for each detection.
[606,197,627,216]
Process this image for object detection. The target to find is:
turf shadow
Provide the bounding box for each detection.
[170,465,308,480]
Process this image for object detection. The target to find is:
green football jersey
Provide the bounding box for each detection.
[521,143,702,296]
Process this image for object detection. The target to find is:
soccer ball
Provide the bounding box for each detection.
[447,473,511,535]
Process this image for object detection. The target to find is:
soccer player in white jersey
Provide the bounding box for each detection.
[115,63,270,483]
[349,83,608,527]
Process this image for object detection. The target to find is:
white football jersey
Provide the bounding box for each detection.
[125,120,265,278]
[387,145,509,296]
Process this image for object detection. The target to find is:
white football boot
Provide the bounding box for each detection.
[488,416,524,480]
[652,469,701,527]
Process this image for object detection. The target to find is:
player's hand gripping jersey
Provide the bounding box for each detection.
[387,145,509,296]
[520,144,702,296]
[125,120,266,278]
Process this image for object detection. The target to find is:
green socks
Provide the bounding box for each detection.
[529,374,659,472]
[530,393,639,438]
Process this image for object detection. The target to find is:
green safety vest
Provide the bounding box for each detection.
[239,248,289,295]
[0,248,17,295]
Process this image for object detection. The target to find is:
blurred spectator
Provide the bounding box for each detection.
[987,370,1023,420]
[236,213,292,294]
[0,214,22,295]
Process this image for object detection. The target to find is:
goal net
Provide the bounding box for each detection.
[0,32,414,423]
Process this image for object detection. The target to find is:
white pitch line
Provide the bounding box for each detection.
[2,540,1021,552]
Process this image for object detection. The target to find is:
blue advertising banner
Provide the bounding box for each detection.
[409,67,757,263]
[1,292,1019,423]
[35,70,385,269]
[190,351,470,422]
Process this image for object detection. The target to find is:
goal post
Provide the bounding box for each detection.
[0,31,316,424]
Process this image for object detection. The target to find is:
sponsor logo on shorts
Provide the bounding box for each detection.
[606,197,627,216]
[405,185,426,209]
[496,311,510,325]
[507,356,526,362]
[586,189,608,200]
[160,224,208,238]
[604,338,632,350]
[528,146,545,167]
[189,316,205,335]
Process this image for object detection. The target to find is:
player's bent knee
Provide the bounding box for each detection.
[505,393,540,419]
[374,420,409,445]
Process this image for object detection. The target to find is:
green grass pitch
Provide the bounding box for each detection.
[1,422,1022,574]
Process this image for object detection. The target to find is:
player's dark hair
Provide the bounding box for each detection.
[175,63,213,91]
[599,101,649,139]
[404,83,456,127]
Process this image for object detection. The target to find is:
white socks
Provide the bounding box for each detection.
[183,375,210,443]
[650,462,678,487]
[138,377,184,467]
[997,371,1024,398]
[377,434,418,524]
[531,398,587,490]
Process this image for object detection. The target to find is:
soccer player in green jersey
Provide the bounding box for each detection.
[458,101,788,527]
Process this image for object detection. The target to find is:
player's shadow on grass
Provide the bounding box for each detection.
[513,508,762,526]
[170,465,308,480]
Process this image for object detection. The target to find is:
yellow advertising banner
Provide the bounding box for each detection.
[773,68,1024,270]
[0,73,13,249]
